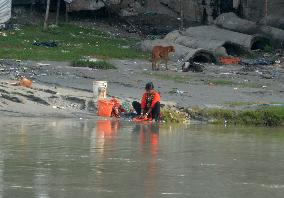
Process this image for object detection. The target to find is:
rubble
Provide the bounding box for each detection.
[33,41,58,48]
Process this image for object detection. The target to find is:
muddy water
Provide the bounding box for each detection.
[0,118,283,198]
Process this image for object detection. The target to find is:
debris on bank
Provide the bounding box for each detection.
[138,12,284,70]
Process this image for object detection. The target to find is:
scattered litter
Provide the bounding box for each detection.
[121,102,132,112]
[33,41,58,48]
[81,56,98,62]
[37,63,50,66]
[182,62,205,72]
[220,72,232,75]
[120,45,130,49]
[61,50,70,53]
[0,32,7,37]
[88,58,98,62]
[240,58,273,66]
[19,77,32,88]
[169,88,187,95]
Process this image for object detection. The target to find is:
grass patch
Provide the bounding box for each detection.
[208,79,260,88]
[208,79,237,86]
[224,101,284,107]
[189,106,284,127]
[263,43,274,52]
[143,72,190,83]
[224,101,256,107]
[0,24,147,61]
[161,108,188,123]
[72,59,117,70]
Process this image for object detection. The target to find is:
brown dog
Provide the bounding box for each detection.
[151,45,175,71]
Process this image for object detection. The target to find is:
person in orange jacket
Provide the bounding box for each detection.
[132,82,160,121]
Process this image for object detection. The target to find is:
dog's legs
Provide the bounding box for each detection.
[157,60,160,71]
[152,61,155,71]
[165,57,169,70]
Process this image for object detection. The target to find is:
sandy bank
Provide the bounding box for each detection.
[0,58,284,118]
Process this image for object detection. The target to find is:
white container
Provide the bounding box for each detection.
[93,81,107,101]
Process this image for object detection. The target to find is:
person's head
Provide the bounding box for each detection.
[145,82,154,93]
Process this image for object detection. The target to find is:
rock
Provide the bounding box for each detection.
[1,94,25,103]
[87,100,97,112]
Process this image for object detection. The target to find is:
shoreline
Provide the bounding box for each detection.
[0,59,284,126]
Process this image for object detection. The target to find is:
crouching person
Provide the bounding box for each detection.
[132,82,160,121]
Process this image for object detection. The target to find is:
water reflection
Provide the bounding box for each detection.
[90,119,120,155]
[132,124,160,198]
[0,118,284,198]
[133,124,159,157]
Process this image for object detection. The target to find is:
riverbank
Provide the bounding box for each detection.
[0,58,284,126]
[0,23,284,126]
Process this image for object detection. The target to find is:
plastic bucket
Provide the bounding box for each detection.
[93,81,107,101]
[97,99,114,117]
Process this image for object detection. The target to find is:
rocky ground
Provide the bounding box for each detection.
[0,55,283,118]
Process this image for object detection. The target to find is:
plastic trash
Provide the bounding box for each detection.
[19,77,32,88]
[219,57,241,65]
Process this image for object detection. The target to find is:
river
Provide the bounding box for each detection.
[0,117,283,198]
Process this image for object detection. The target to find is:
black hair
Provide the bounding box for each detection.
[145,82,154,90]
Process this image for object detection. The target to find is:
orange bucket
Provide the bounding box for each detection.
[97,100,114,117]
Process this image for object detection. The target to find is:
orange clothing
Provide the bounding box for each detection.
[141,90,160,109]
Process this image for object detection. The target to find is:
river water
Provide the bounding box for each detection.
[0,118,283,198]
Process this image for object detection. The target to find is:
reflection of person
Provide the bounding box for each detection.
[132,82,160,121]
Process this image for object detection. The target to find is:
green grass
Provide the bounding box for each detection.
[161,108,188,123]
[189,106,284,127]
[208,79,237,86]
[224,101,284,107]
[224,101,257,107]
[143,72,190,83]
[72,59,117,69]
[208,79,261,88]
[0,24,147,61]
[263,43,274,52]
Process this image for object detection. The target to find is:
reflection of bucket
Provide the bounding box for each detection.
[97,100,114,117]
[93,81,107,100]
[96,120,112,136]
